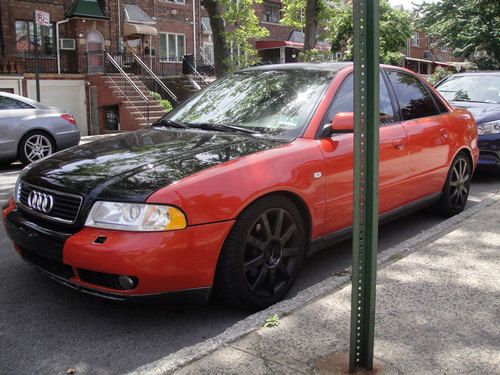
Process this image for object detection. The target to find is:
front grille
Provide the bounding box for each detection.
[19,182,82,224]
[21,247,75,280]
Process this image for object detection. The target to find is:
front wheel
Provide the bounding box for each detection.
[214,196,306,310]
[434,152,472,217]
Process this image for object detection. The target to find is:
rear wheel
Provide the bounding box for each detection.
[434,152,472,217]
[18,131,55,165]
[215,196,306,310]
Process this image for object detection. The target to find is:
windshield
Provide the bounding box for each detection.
[436,75,500,104]
[163,69,335,138]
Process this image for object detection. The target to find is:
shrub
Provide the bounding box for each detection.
[150,91,173,113]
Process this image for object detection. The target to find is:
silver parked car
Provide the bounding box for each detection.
[0,92,81,165]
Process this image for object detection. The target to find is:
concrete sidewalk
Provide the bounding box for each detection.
[173,196,500,374]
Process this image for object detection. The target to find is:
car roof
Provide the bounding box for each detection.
[0,91,55,109]
[447,71,500,77]
[241,62,353,72]
[240,62,413,74]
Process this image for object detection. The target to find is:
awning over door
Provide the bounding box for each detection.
[124,23,158,36]
[256,30,331,51]
[255,40,330,51]
[123,4,157,36]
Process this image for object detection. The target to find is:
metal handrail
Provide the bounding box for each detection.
[106,53,149,102]
[132,53,179,103]
[105,52,150,126]
[182,56,208,85]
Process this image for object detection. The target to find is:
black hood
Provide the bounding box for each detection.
[21,128,286,202]
[450,101,500,124]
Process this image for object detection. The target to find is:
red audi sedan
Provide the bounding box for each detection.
[2,63,478,309]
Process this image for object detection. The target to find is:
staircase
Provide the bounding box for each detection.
[103,74,166,127]
[162,75,211,102]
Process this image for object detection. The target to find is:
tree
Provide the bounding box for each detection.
[205,0,269,77]
[204,0,231,78]
[417,0,500,70]
[325,0,412,65]
[282,0,412,65]
[303,0,320,51]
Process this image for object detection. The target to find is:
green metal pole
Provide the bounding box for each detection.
[349,0,380,372]
[33,12,41,102]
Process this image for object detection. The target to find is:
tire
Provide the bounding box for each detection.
[214,195,307,310]
[434,151,472,217]
[18,131,55,165]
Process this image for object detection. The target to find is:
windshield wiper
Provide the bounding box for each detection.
[152,119,190,129]
[186,122,258,135]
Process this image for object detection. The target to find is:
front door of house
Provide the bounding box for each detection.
[86,31,104,74]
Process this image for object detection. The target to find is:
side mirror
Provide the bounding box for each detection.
[331,112,354,133]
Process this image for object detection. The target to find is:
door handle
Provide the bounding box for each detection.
[440,128,449,139]
[392,138,405,150]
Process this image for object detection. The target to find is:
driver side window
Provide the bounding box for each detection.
[324,73,396,128]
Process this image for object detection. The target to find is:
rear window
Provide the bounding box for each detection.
[436,74,500,104]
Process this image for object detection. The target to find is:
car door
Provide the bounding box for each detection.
[317,73,409,235]
[386,70,451,201]
[0,96,35,159]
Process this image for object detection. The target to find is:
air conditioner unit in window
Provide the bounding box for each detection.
[60,38,76,50]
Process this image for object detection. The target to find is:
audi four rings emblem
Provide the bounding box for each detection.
[27,191,54,213]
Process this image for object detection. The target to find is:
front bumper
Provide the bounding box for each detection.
[3,200,234,303]
[478,133,500,170]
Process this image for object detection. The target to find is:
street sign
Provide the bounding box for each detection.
[35,10,50,26]
[349,0,380,372]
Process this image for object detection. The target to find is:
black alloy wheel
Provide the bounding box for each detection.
[434,152,472,217]
[215,196,306,309]
[243,208,300,298]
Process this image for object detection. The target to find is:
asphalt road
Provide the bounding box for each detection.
[0,161,499,375]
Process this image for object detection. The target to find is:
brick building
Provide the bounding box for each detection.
[403,29,462,75]
[0,0,304,135]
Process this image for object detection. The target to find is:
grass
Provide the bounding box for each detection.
[263,315,280,328]
[389,252,404,261]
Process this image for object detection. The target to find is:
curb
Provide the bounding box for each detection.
[127,190,500,375]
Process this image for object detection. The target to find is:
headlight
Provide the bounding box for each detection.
[477,120,500,135]
[85,201,187,231]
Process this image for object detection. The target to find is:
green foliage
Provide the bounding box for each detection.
[150,91,173,113]
[281,0,306,29]
[263,315,280,328]
[221,0,269,71]
[282,0,412,65]
[418,0,500,70]
[428,66,452,86]
[298,49,334,62]
[324,0,412,64]
[281,0,341,31]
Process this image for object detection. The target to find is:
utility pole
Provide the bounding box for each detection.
[349,0,380,372]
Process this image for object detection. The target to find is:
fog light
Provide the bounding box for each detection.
[118,275,136,290]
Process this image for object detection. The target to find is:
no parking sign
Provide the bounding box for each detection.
[35,10,50,26]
